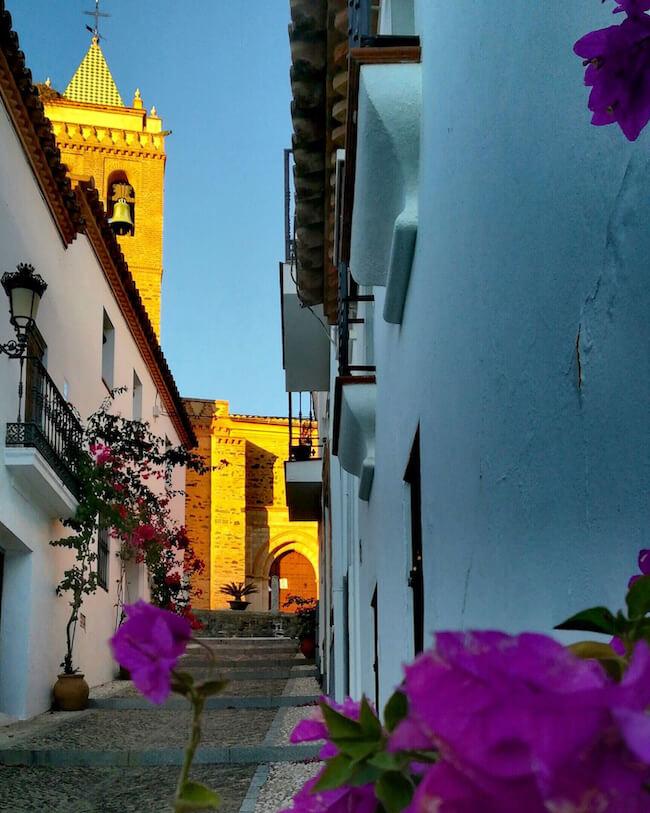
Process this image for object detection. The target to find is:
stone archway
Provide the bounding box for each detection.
[250,529,319,611]
[270,550,317,611]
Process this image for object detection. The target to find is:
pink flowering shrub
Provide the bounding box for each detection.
[281,559,650,813]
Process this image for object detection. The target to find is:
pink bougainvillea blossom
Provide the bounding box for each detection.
[574,10,650,141]
[392,631,650,811]
[131,523,156,547]
[279,774,377,813]
[291,696,362,759]
[110,601,191,704]
[89,442,113,466]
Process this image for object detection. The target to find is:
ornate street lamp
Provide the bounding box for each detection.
[0,263,47,357]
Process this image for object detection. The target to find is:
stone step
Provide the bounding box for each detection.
[90,695,320,711]
[171,665,317,682]
[0,764,257,812]
[178,656,306,669]
[207,668,316,681]
[190,639,298,651]
[95,678,291,699]
[0,744,321,767]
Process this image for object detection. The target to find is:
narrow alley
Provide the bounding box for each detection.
[0,636,321,812]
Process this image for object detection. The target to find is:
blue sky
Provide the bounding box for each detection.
[9,0,292,417]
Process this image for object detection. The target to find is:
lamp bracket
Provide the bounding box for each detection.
[0,338,26,359]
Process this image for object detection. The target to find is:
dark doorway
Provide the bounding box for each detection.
[405,429,424,655]
[371,586,379,707]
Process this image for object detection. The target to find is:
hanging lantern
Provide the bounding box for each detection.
[1,263,47,339]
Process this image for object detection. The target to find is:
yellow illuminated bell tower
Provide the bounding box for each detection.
[41,38,168,335]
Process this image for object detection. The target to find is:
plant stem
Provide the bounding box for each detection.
[173,692,204,810]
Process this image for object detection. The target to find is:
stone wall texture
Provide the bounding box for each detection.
[184,400,319,610]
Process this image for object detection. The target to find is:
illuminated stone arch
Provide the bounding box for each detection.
[252,529,319,591]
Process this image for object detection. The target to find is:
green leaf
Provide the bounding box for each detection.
[368,752,402,772]
[567,641,627,682]
[196,679,228,699]
[383,690,408,733]
[359,695,383,740]
[346,763,382,787]
[320,701,363,741]
[171,671,195,696]
[554,607,618,635]
[174,780,220,812]
[627,576,650,620]
[313,755,355,791]
[375,772,414,813]
[340,738,380,761]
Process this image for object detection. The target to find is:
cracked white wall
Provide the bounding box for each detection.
[340,0,650,707]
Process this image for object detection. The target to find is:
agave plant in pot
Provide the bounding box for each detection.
[220,581,258,611]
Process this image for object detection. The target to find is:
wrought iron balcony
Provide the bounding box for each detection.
[5,356,83,500]
[337,261,375,378]
[285,392,322,521]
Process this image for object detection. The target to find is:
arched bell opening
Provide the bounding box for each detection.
[269,550,317,612]
[106,170,135,236]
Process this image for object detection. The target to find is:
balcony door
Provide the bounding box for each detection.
[405,430,424,655]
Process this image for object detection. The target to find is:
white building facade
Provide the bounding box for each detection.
[283,0,650,708]
[0,11,194,720]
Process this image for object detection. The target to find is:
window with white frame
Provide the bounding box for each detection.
[132,370,143,421]
[102,310,115,389]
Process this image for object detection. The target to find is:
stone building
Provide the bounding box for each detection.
[183,399,319,612]
[38,37,167,335]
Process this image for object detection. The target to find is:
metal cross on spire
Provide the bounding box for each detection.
[84,0,110,41]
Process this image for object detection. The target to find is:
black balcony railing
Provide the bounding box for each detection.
[337,262,375,377]
[288,391,323,462]
[348,0,373,47]
[5,356,83,497]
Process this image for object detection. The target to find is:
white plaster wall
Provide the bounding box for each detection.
[352,0,650,707]
[0,99,185,719]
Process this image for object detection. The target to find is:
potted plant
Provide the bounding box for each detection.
[220,581,258,610]
[50,503,98,710]
[284,594,318,658]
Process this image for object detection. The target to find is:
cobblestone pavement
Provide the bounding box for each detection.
[0,638,322,813]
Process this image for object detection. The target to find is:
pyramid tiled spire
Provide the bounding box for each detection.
[64,39,124,107]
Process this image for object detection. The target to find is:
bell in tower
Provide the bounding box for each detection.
[108,181,135,236]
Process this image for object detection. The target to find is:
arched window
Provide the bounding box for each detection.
[106,170,135,235]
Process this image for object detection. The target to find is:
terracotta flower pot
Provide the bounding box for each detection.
[299,637,316,659]
[229,600,250,611]
[53,673,89,711]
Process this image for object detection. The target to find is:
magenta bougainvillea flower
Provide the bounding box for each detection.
[110,601,191,704]
[574,8,650,140]
[392,631,650,811]
[89,442,112,466]
[611,0,650,15]
[131,523,157,547]
[279,774,377,813]
[291,697,362,758]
